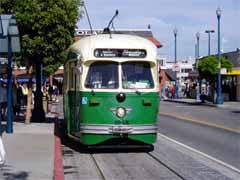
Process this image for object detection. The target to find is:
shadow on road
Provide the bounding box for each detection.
[0,164,29,180]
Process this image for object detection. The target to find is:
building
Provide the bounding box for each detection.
[189,48,240,101]
[222,48,240,101]
[159,58,194,85]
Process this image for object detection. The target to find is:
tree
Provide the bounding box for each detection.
[14,0,81,74]
[197,55,233,102]
[12,0,81,122]
[197,56,233,81]
[0,0,16,14]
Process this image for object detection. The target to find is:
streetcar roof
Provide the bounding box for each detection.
[69,34,158,63]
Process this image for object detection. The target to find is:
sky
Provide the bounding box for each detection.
[77,0,240,61]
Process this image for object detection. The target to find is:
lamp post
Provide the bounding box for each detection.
[216,7,223,104]
[173,27,178,99]
[205,30,215,56]
[196,32,200,58]
[196,32,200,102]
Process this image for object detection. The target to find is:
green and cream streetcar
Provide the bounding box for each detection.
[63,33,159,147]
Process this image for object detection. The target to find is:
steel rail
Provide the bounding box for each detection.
[90,154,106,180]
[147,153,186,180]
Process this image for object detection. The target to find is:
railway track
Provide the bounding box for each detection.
[147,152,185,180]
[62,146,184,180]
[61,135,239,180]
[90,154,106,180]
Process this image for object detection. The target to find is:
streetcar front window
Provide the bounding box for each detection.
[85,62,119,89]
[122,62,154,89]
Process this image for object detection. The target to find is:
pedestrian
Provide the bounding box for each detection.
[53,86,59,102]
[170,83,175,99]
[0,82,7,121]
[13,81,22,118]
[12,80,18,118]
[48,85,53,101]
[17,82,23,107]
[0,83,6,164]
[184,83,190,98]
[0,134,5,166]
[21,83,28,108]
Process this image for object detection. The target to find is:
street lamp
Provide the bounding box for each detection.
[196,32,200,58]
[195,32,201,102]
[173,27,178,99]
[205,30,215,56]
[216,7,223,104]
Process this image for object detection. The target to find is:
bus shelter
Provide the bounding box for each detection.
[0,14,20,133]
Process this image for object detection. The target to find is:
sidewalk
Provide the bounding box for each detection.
[0,101,61,180]
[163,98,240,110]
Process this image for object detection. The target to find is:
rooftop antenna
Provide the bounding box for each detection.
[80,1,93,34]
[103,10,119,37]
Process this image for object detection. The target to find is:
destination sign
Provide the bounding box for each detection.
[94,49,147,58]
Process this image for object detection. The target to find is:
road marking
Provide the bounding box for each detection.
[159,112,240,134]
[158,133,240,174]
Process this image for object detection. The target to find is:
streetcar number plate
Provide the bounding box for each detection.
[111,126,133,134]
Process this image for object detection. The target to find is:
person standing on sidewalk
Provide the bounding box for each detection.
[21,83,28,108]
[0,82,6,166]
[170,83,175,99]
[0,133,5,166]
[0,82,7,121]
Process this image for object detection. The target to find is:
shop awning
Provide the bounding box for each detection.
[227,69,240,75]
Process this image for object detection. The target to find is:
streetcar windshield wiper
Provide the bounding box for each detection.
[91,89,95,95]
[135,88,141,95]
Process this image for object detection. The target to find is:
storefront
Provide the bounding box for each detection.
[227,68,240,101]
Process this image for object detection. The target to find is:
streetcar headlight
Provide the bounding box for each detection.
[116,107,126,118]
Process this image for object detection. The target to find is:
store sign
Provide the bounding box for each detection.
[221,68,227,75]
[94,49,147,58]
[75,29,103,36]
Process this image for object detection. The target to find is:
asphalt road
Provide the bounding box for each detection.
[158,101,240,170]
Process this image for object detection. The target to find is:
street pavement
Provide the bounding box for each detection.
[0,102,59,180]
[158,113,240,169]
[163,98,240,110]
[0,96,239,180]
[161,98,240,133]
[159,99,240,170]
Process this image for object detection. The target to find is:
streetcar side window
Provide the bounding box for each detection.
[122,62,154,89]
[85,62,119,89]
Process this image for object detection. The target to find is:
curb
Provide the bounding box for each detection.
[163,99,217,107]
[54,136,64,180]
[53,108,64,180]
